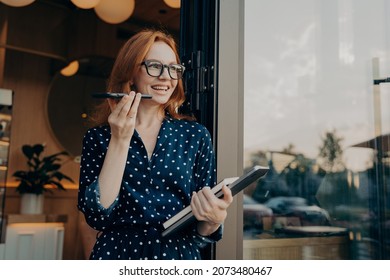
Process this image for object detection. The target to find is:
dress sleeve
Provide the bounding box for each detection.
[194,125,217,190]
[77,128,120,230]
[190,223,224,247]
[192,125,224,244]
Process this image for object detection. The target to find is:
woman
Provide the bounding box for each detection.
[78,29,233,260]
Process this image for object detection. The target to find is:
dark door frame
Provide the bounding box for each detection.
[179,0,220,259]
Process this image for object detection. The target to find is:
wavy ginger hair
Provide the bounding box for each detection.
[90,29,194,126]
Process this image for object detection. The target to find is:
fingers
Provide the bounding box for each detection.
[221,185,233,204]
[118,93,134,118]
[191,188,213,219]
[107,92,142,141]
[196,185,233,207]
[128,92,142,119]
[109,92,141,118]
[190,185,233,224]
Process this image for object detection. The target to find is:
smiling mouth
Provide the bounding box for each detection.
[151,86,169,92]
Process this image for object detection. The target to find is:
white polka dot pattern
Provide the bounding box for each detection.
[77,117,221,259]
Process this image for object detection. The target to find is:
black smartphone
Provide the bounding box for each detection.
[91,93,152,99]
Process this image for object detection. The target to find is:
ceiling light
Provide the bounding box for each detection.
[71,0,101,9]
[94,0,135,24]
[60,60,79,77]
[1,0,36,7]
[163,0,180,9]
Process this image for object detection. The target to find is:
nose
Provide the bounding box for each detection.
[159,65,170,79]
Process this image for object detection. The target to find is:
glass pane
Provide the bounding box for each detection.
[243,0,390,260]
[0,89,12,244]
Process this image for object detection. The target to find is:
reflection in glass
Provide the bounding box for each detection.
[243,0,389,260]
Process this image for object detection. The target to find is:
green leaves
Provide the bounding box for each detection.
[13,144,75,194]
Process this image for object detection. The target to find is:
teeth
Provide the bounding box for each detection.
[152,86,168,91]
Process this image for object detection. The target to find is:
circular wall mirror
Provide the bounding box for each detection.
[47,56,113,157]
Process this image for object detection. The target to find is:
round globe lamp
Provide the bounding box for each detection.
[164,0,180,9]
[1,0,36,7]
[94,0,135,24]
[71,0,100,9]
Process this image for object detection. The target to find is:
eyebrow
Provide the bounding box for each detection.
[144,59,179,65]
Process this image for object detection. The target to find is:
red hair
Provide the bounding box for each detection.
[89,29,194,126]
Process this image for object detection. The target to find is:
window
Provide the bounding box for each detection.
[241,0,390,260]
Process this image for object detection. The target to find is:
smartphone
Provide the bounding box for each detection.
[91,92,152,99]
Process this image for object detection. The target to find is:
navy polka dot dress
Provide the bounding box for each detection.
[78,116,223,260]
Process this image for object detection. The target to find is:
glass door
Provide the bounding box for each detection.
[180,0,220,259]
[242,0,390,259]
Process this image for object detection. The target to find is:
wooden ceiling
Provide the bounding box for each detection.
[1,1,181,68]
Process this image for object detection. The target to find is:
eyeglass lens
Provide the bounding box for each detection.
[144,61,184,79]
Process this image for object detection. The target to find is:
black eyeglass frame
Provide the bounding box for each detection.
[141,60,185,80]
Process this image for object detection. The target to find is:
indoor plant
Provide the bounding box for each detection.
[13,143,74,214]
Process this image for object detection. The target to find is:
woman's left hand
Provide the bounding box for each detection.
[190,185,233,236]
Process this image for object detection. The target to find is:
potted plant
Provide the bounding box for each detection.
[12,143,75,214]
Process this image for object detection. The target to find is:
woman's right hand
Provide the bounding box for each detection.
[98,91,142,208]
[107,91,142,142]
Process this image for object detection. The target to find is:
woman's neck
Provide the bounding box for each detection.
[136,105,164,128]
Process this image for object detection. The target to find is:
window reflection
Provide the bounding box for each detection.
[243,0,390,260]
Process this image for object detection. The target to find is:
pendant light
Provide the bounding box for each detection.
[60,60,79,77]
[94,0,135,24]
[71,0,101,9]
[1,0,36,7]
[163,0,180,9]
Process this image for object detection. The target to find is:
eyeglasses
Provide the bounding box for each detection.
[141,60,185,80]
